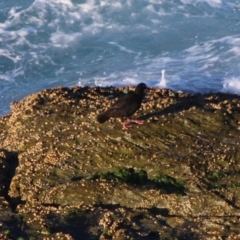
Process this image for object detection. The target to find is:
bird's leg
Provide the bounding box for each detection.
[121,118,144,130]
[121,118,132,130]
[122,122,132,130]
[127,119,144,125]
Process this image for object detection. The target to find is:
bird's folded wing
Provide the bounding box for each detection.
[110,94,134,110]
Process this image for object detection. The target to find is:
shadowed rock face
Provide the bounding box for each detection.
[0,86,240,239]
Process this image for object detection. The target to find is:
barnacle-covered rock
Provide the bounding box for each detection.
[0,86,240,239]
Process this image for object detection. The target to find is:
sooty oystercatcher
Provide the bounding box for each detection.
[97,83,148,129]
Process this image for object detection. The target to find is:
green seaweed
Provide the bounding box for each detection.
[89,168,185,195]
[209,171,226,182]
[92,167,148,184]
[152,174,185,195]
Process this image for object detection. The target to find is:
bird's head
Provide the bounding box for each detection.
[135,83,149,93]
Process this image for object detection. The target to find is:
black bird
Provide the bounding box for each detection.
[97,83,148,129]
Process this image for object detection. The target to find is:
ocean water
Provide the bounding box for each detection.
[0,0,240,115]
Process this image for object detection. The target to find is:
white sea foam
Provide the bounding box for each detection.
[50,32,82,47]
[156,70,167,88]
[0,49,20,63]
[108,42,139,55]
[222,77,240,95]
[0,74,14,82]
[93,72,140,87]
[180,0,222,8]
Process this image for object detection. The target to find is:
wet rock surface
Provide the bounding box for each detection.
[0,86,240,239]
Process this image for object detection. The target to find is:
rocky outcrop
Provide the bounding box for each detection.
[0,86,240,239]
